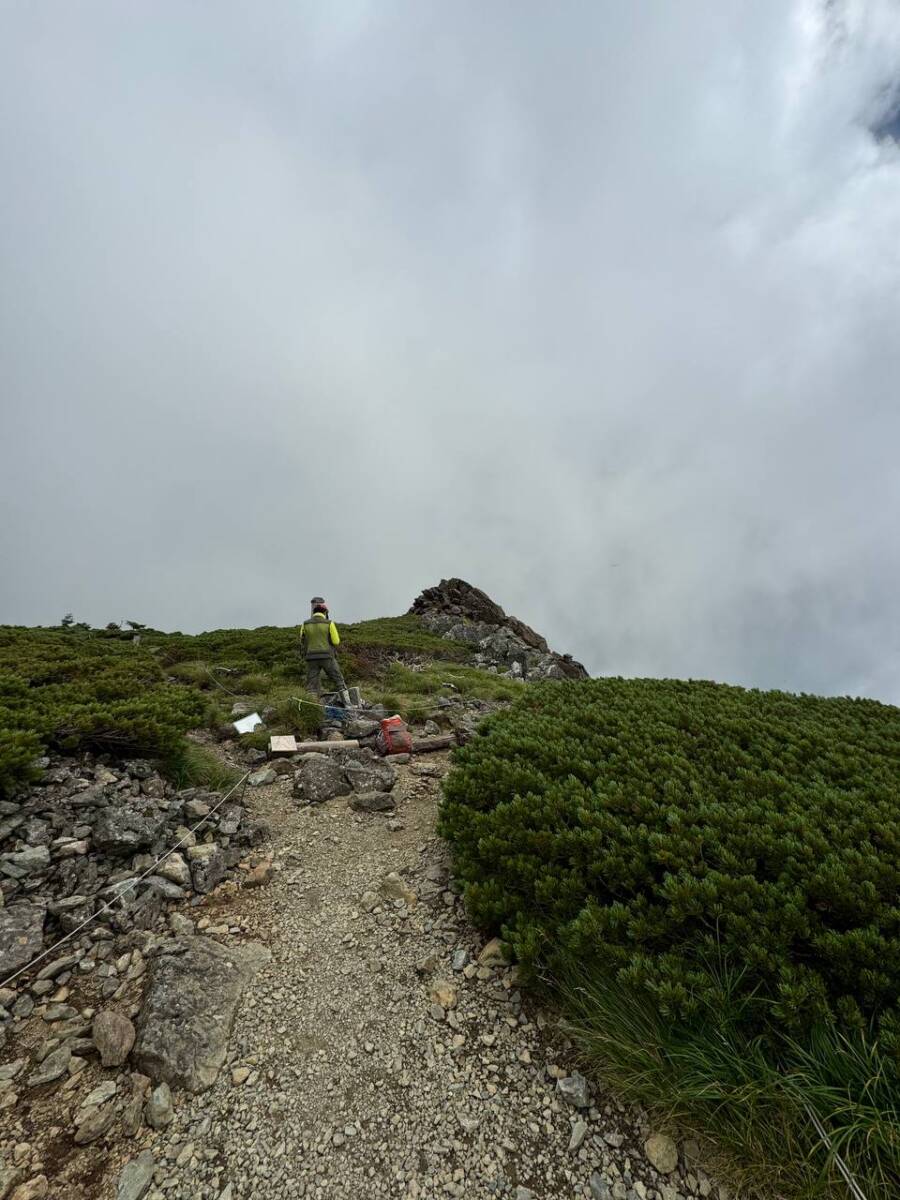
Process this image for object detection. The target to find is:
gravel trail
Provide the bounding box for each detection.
[104,756,725,1200]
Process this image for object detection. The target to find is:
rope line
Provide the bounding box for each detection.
[0,769,251,990]
[804,1102,869,1200]
[202,665,460,716]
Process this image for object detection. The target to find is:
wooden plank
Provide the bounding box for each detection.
[269,735,298,756]
[411,734,456,753]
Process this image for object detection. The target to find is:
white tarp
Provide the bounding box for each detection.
[233,712,263,734]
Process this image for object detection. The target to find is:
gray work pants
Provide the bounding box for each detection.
[306,655,346,697]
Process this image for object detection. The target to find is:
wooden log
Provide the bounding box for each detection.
[294,739,360,754]
[411,734,457,754]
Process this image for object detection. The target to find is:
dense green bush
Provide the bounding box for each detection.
[441,677,900,1194]
[0,628,207,795]
[441,678,900,1038]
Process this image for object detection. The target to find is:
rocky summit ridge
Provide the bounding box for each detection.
[409,578,589,682]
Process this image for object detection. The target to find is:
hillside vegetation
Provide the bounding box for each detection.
[0,616,520,794]
[440,677,900,1197]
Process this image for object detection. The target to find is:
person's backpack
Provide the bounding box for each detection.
[377,715,412,756]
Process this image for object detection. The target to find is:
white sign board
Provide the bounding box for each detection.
[233,712,263,734]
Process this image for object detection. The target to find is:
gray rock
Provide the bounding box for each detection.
[93,806,164,855]
[145,1081,173,1129]
[134,936,271,1092]
[187,844,225,894]
[557,1072,591,1108]
[217,806,244,836]
[93,1010,136,1067]
[0,846,51,878]
[115,1151,156,1200]
[515,1189,535,1200]
[35,952,78,981]
[248,768,276,787]
[569,1120,588,1151]
[293,755,351,805]
[644,1133,679,1174]
[7,1177,47,1200]
[141,876,186,902]
[348,792,396,813]
[26,1042,71,1087]
[155,853,191,887]
[344,753,397,794]
[590,1175,612,1200]
[0,1157,21,1200]
[74,1104,116,1144]
[168,912,194,937]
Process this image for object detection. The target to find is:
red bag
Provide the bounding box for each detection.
[377,715,412,756]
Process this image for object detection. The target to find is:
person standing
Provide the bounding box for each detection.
[300,597,351,705]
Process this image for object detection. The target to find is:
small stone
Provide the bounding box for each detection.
[248,768,276,787]
[155,853,192,888]
[515,1189,534,1200]
[429,980,457,1010]
[644,1133,679,1174]
[243,862,273,889]
[477,937,507,967]
[604,1131,625,1148]
[569,1120,588,1151]
[145,1082,173,1129]
[556,1072,591,1108]
[10,1178,48,1200]
[168,913,194,937]
[81,1079,117,1108]
[231,1067,251,1085]
[589,1176,612,1200]
[74,1104,116,1144]
[360,891,379,912]
[378,872,416,907]
[26,1043,71,1087]
[93,1010,136,1067]
[451,948,469,971]
[349,792,396,813]
[115,1151,155,1200]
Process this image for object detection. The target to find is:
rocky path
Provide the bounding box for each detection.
[92,755,721,1200]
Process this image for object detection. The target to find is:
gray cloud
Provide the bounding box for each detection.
[2,1,900,701]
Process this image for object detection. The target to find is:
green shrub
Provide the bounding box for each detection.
[440,677,900,1195]
[0,628,206,794]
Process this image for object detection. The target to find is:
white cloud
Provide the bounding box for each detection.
[1,1,899,700]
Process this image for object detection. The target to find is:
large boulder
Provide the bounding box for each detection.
[133,937,270,1092]
[293,755,351,805]
[0,902,45,976]
[344,751,396,794]
[93,806,165,855]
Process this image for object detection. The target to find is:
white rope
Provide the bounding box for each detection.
[803,1102,869,1200]
[0,769,251,990]
[201,664,461,716]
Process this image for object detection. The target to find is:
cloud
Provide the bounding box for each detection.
[2,0,899,701]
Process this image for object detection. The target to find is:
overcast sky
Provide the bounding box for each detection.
[2,1,900,702]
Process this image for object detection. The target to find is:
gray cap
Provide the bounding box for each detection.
[310,596,325,605]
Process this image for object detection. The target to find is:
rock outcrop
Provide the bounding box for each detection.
[133,936,271,1092]
[410,578,588,681]
[0,756,268,980]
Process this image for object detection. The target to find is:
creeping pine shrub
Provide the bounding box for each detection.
[441,678,900,1193]
[0,627,206,794]
[440,678,900,1042]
